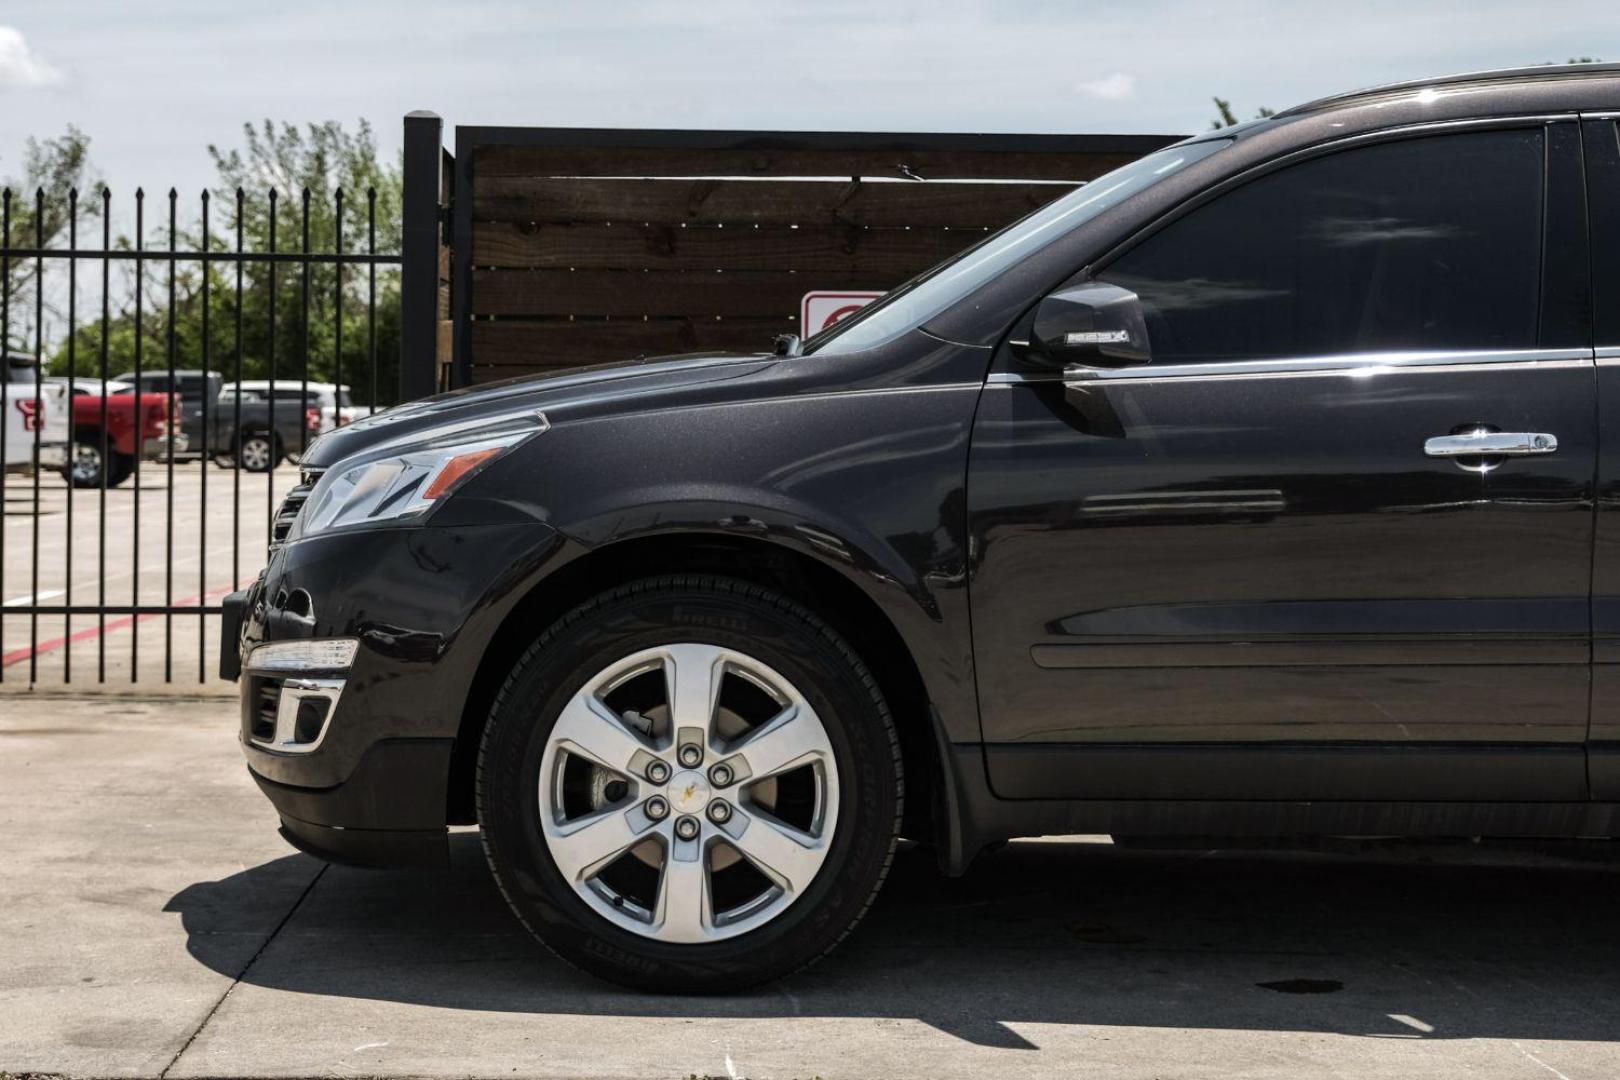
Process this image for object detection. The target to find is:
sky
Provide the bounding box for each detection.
[0,0,1615,200]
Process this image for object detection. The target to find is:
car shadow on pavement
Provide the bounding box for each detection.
[166,833,1620,1049]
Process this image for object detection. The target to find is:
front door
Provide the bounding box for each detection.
[969,121,1595,802]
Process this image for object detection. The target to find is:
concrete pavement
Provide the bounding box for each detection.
[2,460,298,689]
[4,693,1620,1079]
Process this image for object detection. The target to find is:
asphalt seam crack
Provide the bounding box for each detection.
[158,861,329,1079]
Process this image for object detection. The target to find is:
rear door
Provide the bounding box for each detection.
[969,120,1596,802]
[1585,114,1620,798]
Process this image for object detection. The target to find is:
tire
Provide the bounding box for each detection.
[236,432,279,472]
[66,433,132,488]
[477,574,902,991]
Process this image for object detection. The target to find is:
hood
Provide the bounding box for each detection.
[300,351,775,470]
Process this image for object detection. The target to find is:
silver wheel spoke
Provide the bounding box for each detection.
[664,643,725,738]
[539,642,840,944]
[551,693,644,773]
[547,805,647,882]
[735,705,830,780]
[731,810,824,894]
[654,842,712,943]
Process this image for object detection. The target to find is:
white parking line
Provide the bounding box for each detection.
[4,589,65,607]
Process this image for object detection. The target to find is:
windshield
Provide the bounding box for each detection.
[808,138,1230,355]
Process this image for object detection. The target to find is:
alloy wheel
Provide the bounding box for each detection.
[239,436,272,471]
[537,643,838,944]
[70,442,103,486]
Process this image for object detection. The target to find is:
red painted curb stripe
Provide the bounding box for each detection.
[2,579,255,670]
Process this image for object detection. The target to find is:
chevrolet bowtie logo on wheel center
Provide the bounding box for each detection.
[668,772,711,814]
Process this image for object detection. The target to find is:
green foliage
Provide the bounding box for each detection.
[1,126,98,355]
[47,121,402,405]
[1210,97,1274,130]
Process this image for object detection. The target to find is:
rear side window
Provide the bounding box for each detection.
[269,388,324,403]
[1098,129,1546,362]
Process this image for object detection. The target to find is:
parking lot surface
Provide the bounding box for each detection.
[2,460,297,689]
[4,694,1620,1079]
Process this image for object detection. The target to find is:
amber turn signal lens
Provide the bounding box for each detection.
[422,446,504,501]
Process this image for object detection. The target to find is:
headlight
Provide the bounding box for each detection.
[298,424,538,538]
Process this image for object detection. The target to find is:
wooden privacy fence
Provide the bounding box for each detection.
[399,116,1183,391]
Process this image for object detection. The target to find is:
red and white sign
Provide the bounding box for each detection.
[801,291,883,337]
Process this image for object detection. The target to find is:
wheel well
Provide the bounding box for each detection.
[447,535,938,841]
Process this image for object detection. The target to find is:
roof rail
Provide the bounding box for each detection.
[1278,62,1620,118]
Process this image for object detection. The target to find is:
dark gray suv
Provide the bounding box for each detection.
[227,64,1620,990]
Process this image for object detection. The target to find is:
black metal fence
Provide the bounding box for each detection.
[2,111,1169,687]
[0,184,402,684]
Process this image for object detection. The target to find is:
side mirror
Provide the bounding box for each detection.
[1025,281,1150,368]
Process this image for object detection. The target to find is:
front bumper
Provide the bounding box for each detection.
[226,520,563,867]
[36,440,68,470]
[250,737,454,868]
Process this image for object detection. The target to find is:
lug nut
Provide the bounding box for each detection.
[645,760,671,784]
[674,815,700,840]
[678,743,703,767]
[644,795,669,821]
[709,762,734,787]
[707,800,732,824]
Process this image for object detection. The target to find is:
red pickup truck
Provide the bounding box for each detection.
[43,376,182,487]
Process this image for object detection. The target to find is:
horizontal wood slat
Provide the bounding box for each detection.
[473,177,1075,228]
[457,131,1183,382]
[473,269,874,318]
[472,221,981,274]
[474,143,1160,181]
[471,319,790,368]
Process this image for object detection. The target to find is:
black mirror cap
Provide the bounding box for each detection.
[1029,281,1151,368]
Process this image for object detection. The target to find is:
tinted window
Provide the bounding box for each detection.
[1098,130,1545,361]
[268,387,327,403]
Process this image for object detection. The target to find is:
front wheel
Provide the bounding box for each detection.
[476,575,902,991]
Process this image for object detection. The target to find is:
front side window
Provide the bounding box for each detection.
[1097,129,1546,362]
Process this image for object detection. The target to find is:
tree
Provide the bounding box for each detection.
[1,126,97,355]
[1211,97,1274,130]
[51,120,402,405]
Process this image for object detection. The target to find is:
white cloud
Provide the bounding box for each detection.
[0,26,62,90]
[1075,72,1137,101]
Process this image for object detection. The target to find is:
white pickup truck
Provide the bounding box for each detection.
[2,355,70,475]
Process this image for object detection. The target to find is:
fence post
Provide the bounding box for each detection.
[400,110,445,402]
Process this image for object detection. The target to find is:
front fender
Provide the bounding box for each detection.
[456,379,985,746]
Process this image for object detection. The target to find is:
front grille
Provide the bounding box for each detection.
[269,466,325,551]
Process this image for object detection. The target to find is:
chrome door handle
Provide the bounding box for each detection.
[1423,430,1558,457]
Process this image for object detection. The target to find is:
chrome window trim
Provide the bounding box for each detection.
[987,348,1594,387]
[1596,346,1620,364]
